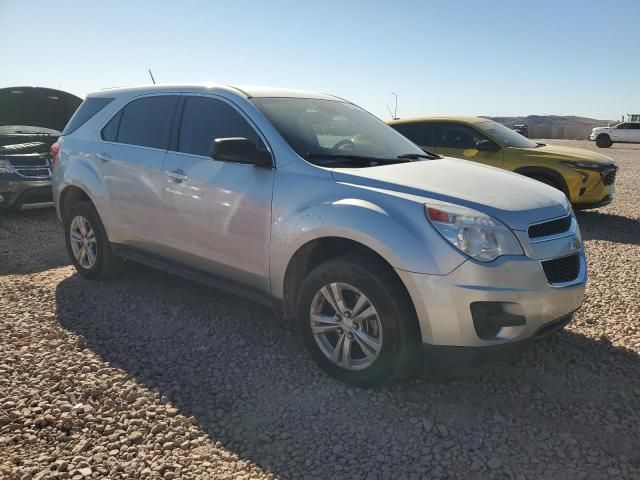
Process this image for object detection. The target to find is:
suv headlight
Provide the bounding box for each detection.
[0,159,15,174]
[425,202,523,262]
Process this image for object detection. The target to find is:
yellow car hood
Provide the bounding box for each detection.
[519,144,614,165]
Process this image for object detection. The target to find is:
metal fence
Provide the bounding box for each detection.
[527,124,594,140]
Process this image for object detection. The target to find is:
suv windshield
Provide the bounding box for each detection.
[476,120,538,149]
[252,98,427,167]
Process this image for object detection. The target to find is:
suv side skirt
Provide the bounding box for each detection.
[112,244,283,311]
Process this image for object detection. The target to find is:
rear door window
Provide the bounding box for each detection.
[115,96,179,149]
[62,98,114,135]
[177,96,260,156]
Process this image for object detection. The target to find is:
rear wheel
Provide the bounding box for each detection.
[63,201,123,279]
[596,134,612,148]
[296,254,420,387]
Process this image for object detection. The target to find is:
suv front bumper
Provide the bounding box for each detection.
[396,252,586,349]
[0,176,53,210]
[422,312,573,372]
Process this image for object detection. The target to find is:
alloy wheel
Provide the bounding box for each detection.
[310,282,383,370]
[69,215,98,269]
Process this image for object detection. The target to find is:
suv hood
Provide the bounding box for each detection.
[0,86,82,133]
[519,144,613,165]
[331,158,570,231]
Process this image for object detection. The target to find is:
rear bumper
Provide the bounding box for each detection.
[0,177,53,210]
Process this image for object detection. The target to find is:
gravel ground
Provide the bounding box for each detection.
[1,140,639,479]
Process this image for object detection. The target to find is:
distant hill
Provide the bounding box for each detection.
[485,115,612,127]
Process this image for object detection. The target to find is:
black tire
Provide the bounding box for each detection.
[63,201,123,280]
[295,254,420,387]
[595,134,612,148]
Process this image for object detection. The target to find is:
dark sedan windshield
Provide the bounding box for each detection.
[476,120,539,148]
[252,97,425,166]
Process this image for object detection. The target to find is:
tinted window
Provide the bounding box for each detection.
[117,96,178,149]
[391,122,436,146]
[437,123,490,149]
[178,97,259,156]
[475,120,537,148]
[101,110,122,142]
[62,98,113,135]
[630,123,640,129]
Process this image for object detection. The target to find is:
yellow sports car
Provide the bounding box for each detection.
[389,116,617,209]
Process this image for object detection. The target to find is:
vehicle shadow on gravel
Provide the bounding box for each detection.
[0,208,68,274]
[576,210,640,245]
[54,265,640,478]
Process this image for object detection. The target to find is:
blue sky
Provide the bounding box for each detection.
[1,0,637,120]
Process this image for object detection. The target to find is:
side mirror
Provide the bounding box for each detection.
[210,137,272,168]
[475,139,499,151]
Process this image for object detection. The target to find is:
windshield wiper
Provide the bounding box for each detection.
[397,151,440,160]
[305,153,412,164]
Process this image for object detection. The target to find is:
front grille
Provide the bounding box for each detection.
[4,154,51,179]
[541,254,581,284]
[0,141,47,154]
[528,215,572,239]
[602,169,617,186]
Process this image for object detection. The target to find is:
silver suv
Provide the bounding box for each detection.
[53,84,586,386]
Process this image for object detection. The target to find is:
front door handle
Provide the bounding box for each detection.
[165,169,188,183]
[96,152,111,162]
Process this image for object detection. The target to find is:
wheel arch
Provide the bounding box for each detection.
[513,166,570,198]
[281,236,422,340]
[58,185,95,220]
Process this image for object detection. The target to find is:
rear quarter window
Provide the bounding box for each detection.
[101,110,122,142]
[62,98,114,135]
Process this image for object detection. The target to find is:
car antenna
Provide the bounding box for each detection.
[148,69,157,85]
[386,92,399,120]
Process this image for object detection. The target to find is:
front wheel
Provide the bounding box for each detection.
[296,254,420,387]
[596,134,612,148]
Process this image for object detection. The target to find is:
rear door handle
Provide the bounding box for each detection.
[96,152,111,162]
[165,169,188,182]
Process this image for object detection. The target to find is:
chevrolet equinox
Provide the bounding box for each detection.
[52,84,586,386]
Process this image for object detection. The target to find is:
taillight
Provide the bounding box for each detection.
[50,141,60,170]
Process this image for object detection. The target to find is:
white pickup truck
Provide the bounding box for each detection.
[590,122,640,148]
